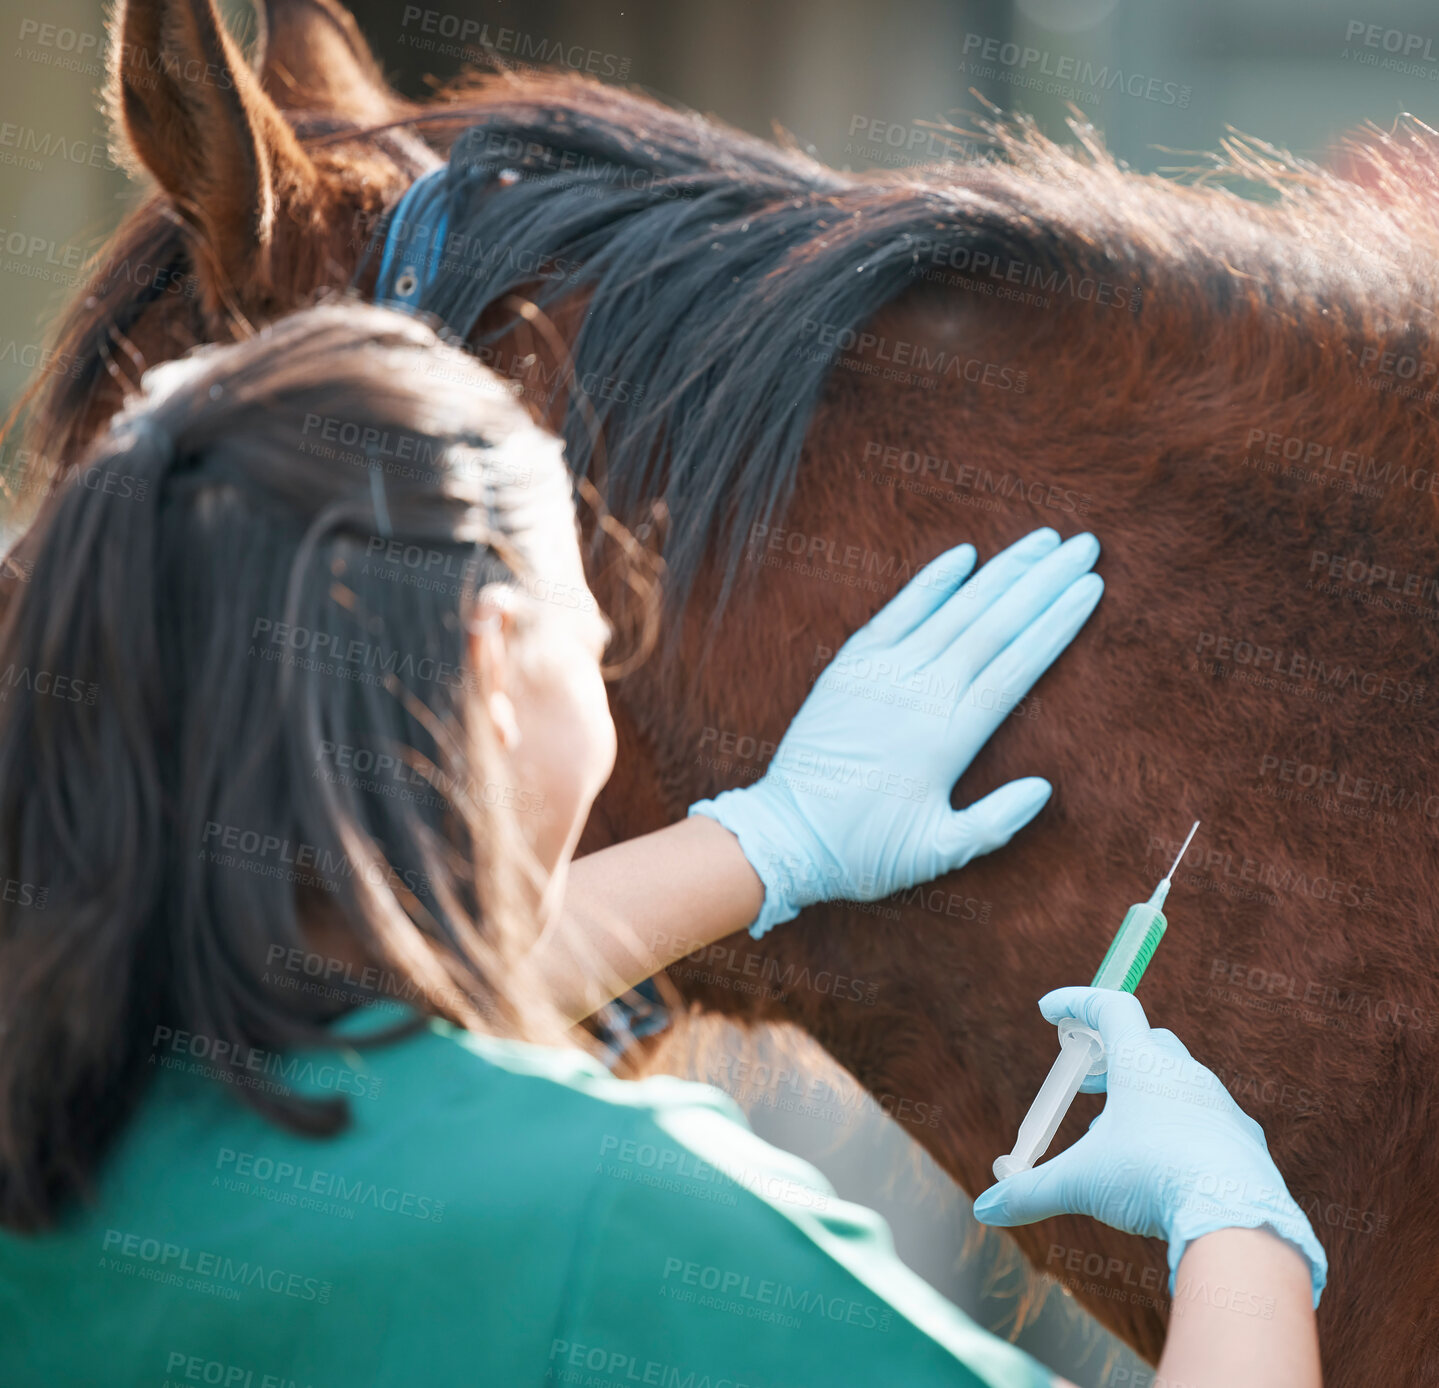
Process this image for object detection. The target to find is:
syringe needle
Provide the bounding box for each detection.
[1162,819,1201,886]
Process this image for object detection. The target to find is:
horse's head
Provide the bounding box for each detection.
[18,0,433,488]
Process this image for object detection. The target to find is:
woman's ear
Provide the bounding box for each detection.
[470,603,522,751]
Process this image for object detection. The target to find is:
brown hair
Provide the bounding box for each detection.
[0,299,587,1230]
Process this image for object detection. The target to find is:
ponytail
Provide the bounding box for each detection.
[0,409,177,1229]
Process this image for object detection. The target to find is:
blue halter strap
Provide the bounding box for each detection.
[374,164,452,313]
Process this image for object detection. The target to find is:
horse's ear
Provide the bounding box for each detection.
[109,0,317,298]
[253,0,400,121]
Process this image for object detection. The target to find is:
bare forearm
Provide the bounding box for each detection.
[529,816,764,1022]
[1155,1228,1321,1387]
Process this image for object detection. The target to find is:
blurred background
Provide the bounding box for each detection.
[3,0,1435,1380]
[10,0,1439,426]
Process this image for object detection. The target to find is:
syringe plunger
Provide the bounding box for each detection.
[992,1024,1104,1180]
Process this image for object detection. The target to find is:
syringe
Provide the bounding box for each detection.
[992,820,1201,1182]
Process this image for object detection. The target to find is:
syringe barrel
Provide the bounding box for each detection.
[1089,902,1167,993]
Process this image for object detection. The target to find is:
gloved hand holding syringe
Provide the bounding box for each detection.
[992,819,1201,1180]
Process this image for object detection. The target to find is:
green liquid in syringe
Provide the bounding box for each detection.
[1090,819,1200,994]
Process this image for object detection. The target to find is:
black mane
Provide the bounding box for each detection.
[382,79,1100,618]
[383,76,1431,623]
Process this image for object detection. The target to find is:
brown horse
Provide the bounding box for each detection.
[11,0,1439,1381]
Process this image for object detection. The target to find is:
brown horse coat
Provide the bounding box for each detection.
[9,1,1437,1379]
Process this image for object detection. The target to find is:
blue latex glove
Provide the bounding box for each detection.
[689,526,1103,937]
[973,986,1328,1308]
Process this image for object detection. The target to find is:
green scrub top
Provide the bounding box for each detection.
[0,1004,1053,1388]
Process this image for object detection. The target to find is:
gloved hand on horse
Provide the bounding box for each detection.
[690,526,1103,938]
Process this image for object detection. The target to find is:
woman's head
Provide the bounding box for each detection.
[0,299,620,1229]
